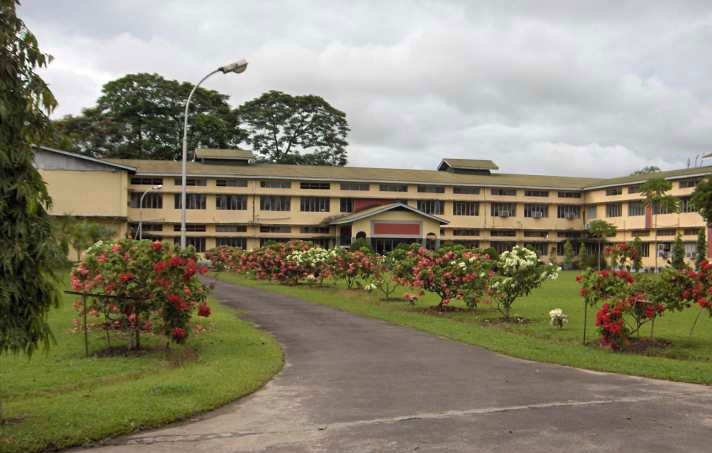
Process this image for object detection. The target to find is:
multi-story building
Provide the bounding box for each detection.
[35,146,711,268]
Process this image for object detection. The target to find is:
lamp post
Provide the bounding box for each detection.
[137,185,163,240]
[180,59,248,248]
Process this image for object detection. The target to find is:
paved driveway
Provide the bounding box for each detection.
[83,279,712,452]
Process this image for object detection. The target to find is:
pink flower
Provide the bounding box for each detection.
[197,304,211,317]
[111,243,121,253]
[151,241,162,251]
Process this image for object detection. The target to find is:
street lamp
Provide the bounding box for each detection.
[137,185,163,240]
[180,59,248,248]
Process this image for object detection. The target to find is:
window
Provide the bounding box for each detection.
[491,188,516,196]
[130,177,162,185]
[300,182,330,190]
[379,183,407,192]
[524,231,548,238]
[174,177,206,186]
[301,226,330,234]
[631,230,650,237]
[679,178,699,189]
[216,237,246,248]
[684,228,702,236]
[628,201,645,216]
[606,187,622,196]
[628,185,641,194]
[606,203,622,217]
[173,224,206,232]
[417,185,445,193]
[216,179,247,187]
[679,197,695,213]
[490,230,516,237]
[216,224,247,233]
[491,241,516,254]
[491,203,516,217]
[557,205,581,219]
[557,231,581,238]
[129,192,163,209]
[453,201,479,216]
[300,197,330,212]
[174,193,206,209]
[128,223,162,236]
[657,229,676,236]
[558,191,581,198]
[260,196,291,211]
[525,242,548,256]
[261,180,291,189]
[586,206,598,220]
[685,243,697,258]
[416,200,444,215]
[525,190,549,197]
[640,243,650,257]
[453,186,480,194]
[524,204,548,218]
[340,182,369,191]
[216,194,247,210]
[653,202,674,215]
[174,237,206,252]
[340,198,353,212]
[260,225,291,233]
[453,229,479,237]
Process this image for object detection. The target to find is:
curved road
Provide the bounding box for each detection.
[84,278,712,452]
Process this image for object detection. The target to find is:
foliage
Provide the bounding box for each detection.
[235,90,350,166]
[349,237,373,252]
[563,240,575,269]
[488,246,559,319]
[0,1,61,359]
[204,246,244,272]
[604,242,640,271]
[577,241,588,269]
[50,73,239,160]
[239,240,313,284]
[409,245,495,309]
[388,243,422,287]
[631,237,644,272]
[286,247,339,284]
[70,239,210,348]
[372,254,400,300]
[549,308,568,328]
[547,245,557,264]
[671,234,687,270]
[691,177,712,225]
[696,229,707,269]
[629,166,661,176]
[332,248,379,288]
[586,220,617,269]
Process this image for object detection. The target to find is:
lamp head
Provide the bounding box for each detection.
[219,59,248,74]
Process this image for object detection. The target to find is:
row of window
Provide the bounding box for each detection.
[605,178,700,196]
[602,198,695,218]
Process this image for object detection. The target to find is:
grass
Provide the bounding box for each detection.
[213,270,712,385]
[0,275,283,453]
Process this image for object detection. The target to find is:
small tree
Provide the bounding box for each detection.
[695,228,706,270]
[587,220,617,270]
[640,177,678,270]
[631,237,644,272]
[577,241,588,269]
[547,245,557,265]
[68,220,115,262]
[563,240,575,270]
[691,177,712,225]
[671,234,686,270]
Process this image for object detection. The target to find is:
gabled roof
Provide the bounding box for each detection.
[438,158,499,171]
[583,165,712,190]
[194,148,255,161]
[34,145,137,172]
[328,202,449,225]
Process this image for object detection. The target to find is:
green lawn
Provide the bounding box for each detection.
[214,271,712,385]
[0,276,283,453]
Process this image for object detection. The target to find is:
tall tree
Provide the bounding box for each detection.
[563,240,574,270]
[629,166,661,176]
[587,220,617,270]
[671,234,686,269]
[695,228,706,269]
[640,177,678,270]
[1,0,61,375]
[51,73,239,160]
[631,236,644,272]
[235,90,349,166]
[577,240,588,269]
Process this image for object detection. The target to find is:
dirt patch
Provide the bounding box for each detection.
[93,345,149,358]
[419,305,472,315]
[481,316,531,325]
[624,337,672,355]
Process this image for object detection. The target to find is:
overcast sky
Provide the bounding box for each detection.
[20,1,712,176]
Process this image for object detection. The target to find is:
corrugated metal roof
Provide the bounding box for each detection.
[328,202,449,225]
[439,158,499,171]
[194,148,255,160]
[583,166,712,189]
[109,159,602,189]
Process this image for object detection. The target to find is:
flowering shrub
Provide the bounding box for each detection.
[549,308,568,328]
[371,254,401,300]
[286,247,338,284]
[332,248,380,288]
[409,245,494,310]
[240,240,313,284]
[595,303,628,350]
[489,246,559,319]
[204,246,244,272]
[604,243,640,271]
[70,239,210,348]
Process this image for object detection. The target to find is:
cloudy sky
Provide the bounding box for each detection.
[20,1,712,176]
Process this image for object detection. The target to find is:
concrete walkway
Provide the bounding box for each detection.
[83,278,712,452]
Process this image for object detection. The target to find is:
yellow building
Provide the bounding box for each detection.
[35,146,711,269]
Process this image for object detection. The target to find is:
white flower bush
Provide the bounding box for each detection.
[490,246,560,320]
[549,308,568,328]
[286,247,338,283]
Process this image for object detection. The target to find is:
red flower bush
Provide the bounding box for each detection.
[70,239,210,348]
[204,245,244,273]
[332,249,379,288]
[595,303,628,350]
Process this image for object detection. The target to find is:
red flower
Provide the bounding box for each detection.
[153,261,167,272]
[172,327,186,341]
[198,304,211,317]
[151,241,162,251]
[119,273,133,282]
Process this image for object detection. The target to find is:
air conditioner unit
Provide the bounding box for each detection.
[532,212,543,219]
[500,212,510,218]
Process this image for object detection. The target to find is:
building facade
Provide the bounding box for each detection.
[35,146,711,268]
